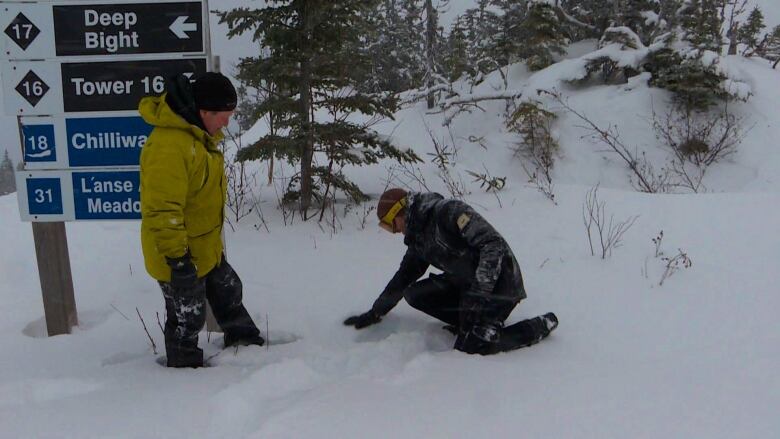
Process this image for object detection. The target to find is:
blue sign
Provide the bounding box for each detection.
[67,116,151,166]
[72,171,140,220]
[22,124,57,163]
[26,178,63,215]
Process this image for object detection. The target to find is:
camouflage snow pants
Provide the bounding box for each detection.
[159,256,260,367]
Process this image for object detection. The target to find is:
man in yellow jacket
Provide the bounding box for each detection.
[139,72,264,368]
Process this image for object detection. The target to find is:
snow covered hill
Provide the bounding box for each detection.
[2,174,779,438]
[1,2,780,438]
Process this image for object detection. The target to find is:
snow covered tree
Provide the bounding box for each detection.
[762,25,780,68]
[680,0,724,53]
[0,150,15,195]
[219,1,420,216]
[459,0,524,76]
[360,0,427,94]
[459,2,502,76]
[657,0,684,29]
[721,0,750,55]
[585,26,649,84]
[518,0,568,71]
[560,0,616,38]
[644,0,756,111]
[646,34,734,112]
[442,17,474,82]
[615,0,664,44]
[423,0,446,108]
[738,7,765,55]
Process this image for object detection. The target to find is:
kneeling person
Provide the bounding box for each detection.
[344,189,557,355]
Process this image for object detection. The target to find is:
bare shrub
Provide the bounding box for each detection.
[222,128,260,230]
[649,229,693,286]
[659,249,693,286]
[543,89,668,193]
[582,185,639,259]
[653,103,750,168]
[424,123,467,199]
[652,230,664,258]
[382,163,431,193]
[466,165,506,207]
[466,167,506,193]
[649,103,751,193]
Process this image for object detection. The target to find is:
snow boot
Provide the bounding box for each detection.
[498,312,558,352]
[165,345,204,368]
[223,332,266,348]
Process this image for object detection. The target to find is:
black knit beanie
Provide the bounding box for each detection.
[192,72,237,111]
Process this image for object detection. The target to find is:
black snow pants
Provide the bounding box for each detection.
[159,256,260,367]
[402,272,516,328]
[403,272,544,352]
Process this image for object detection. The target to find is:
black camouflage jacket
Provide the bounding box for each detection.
[371,192,526,316]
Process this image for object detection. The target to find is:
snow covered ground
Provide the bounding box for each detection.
[2,176,779,438]
[2,2,780,438]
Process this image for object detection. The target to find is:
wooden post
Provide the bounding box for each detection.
[31,222,78,335]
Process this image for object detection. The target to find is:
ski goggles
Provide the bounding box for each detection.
[378,197,407,232]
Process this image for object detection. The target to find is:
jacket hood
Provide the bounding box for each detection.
[138,93,224,148]
[404,192,444,244]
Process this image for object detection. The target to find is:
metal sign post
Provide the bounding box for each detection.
[1,0,213,336]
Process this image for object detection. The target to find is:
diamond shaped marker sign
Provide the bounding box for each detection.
[4,13,41,51]
[15,70,50,107]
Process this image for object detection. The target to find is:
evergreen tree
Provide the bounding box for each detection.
[615,0,663,45]
[738,7,765,55]
[657,0,684,31]
[518,0,568,71]
[484,0,528,67]
[442,17,474,82]
[764,25,780,68]
[462,0,511,75]
[680,0,724,53]
[560,0,616,38]
[361,0,427,94]
[423,0,446,108]
[219,1,420,216]
[0,150,16,195]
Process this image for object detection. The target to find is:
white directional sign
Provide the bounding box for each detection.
[2,1,205,60]
[16,169,141,221]
[5,0,213,224]
[20,112,151,169]
[2,57,207,115]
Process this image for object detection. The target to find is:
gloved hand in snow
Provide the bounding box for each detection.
[343,309,382,329]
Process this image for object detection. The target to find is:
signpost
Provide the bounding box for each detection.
[2,57,207,114]
[1,0,213,336]
[3,1,205,59]
[19,113,151,169]
[16,169,141,221]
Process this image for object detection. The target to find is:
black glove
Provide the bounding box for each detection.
[454,324,501,355]
[343,310,382,329]
[166,251,198,290]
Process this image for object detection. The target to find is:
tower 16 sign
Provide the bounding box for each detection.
[2,57,207,115]
[2,1,205,59]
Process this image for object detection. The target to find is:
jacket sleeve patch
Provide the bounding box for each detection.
[456,213,471,231]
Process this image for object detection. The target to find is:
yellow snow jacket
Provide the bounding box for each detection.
[138,93,226,281]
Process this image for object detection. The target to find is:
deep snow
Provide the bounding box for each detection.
[2,2,780,438]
